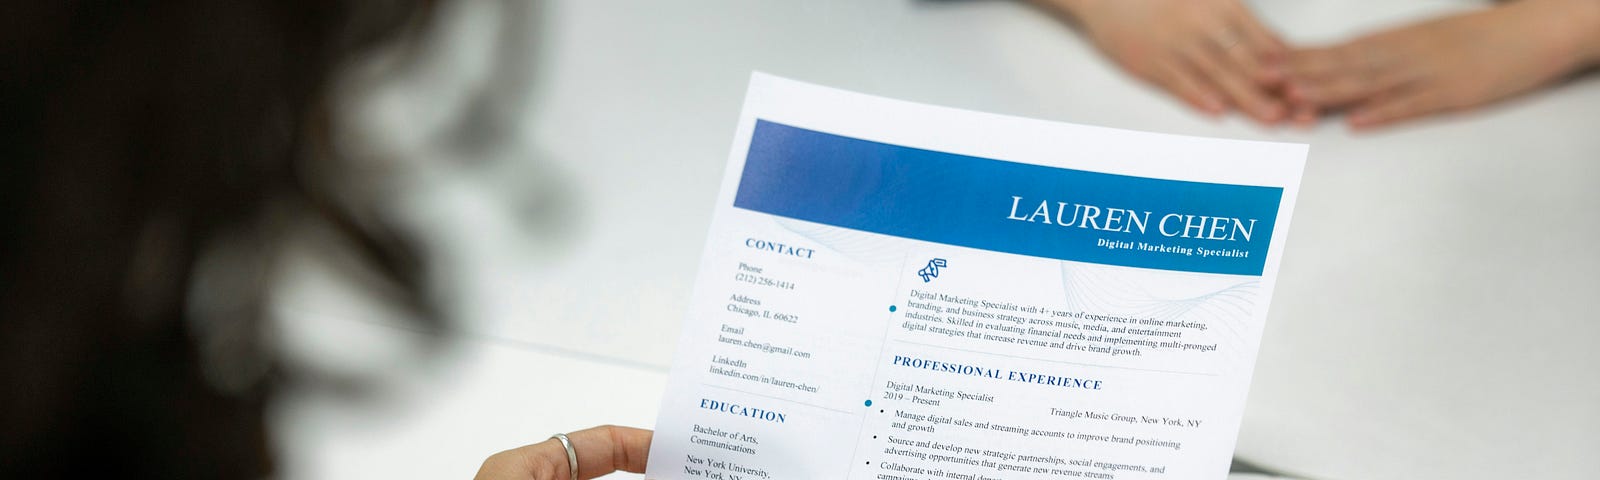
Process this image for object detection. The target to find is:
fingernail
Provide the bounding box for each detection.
[1296,113,1317,129]
[1348,111,1372,126]
[1263,104,1286,122]
[1289,84,1312,101]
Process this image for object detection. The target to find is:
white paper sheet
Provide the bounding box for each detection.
[645,73,1307,480]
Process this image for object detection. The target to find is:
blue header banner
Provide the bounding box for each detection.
[733,120,1284,275]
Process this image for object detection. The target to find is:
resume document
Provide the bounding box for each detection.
[645,74,1307,480]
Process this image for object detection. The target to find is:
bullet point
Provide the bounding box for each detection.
[864,400,872,407]
[888,305,897,312]
[880,409,884,413]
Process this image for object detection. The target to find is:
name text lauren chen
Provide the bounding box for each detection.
[1006,196,1257,242]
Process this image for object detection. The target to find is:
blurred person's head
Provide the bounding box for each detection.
[1,1,434,476]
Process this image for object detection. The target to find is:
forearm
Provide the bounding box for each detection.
[1523,0,1600,67]
[1579,0,1600,65]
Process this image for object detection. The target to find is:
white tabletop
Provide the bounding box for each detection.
[271,1,1600,478]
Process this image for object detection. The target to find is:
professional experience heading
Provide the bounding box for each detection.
[891,355,1104,391]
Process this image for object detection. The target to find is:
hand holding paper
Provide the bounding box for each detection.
[475,426,652,480]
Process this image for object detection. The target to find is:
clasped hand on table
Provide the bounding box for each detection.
[1036,0,1600,129]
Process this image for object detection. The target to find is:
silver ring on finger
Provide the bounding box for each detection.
[552,433,578,480]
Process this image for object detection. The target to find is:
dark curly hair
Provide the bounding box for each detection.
[1,1,433,476]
